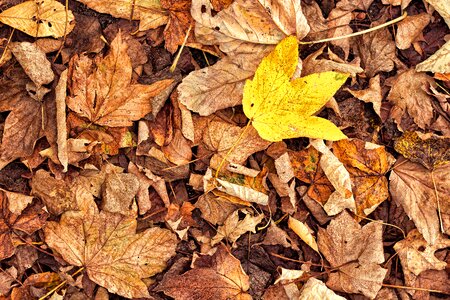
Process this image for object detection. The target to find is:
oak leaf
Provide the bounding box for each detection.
[158,244,252,300]
[317,211,387,299]
[44,193,177,298]
[67,32,174,127]
[0,0,75,38]
[243,36,348,142]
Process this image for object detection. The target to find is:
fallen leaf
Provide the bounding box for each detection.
[288,216,319,253]
[299,278,346,300]
[75,0,169,31]
[382,0,412,9]
[394,229,450,276]
[416,40,450,74]
[0,0,75,37]
[389,157,450,244]
[2,189,33,215]
[387,69,435,129]
[318,211,387,299]
[67,32,174,127]
[211,209,264,247]
[395,13,430,50]
[423,0,450,26]
[346,75,383,118]
[44,193,177,298]
[333,139,395,217]
[243,36,348,142]
[158,244,252,299]
[101,172,140,214]
[55,70,68,172]
[0,266,17,296]
[394,131,450,170]
[274,267,305,285]
[0,191,48,260]
[161,0,195,54]
[262,221,299,250]
[262,283,300,300]
[195,193,240,225]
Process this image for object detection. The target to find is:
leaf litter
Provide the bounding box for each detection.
[0,0,449,299]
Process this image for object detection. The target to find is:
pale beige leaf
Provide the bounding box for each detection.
[346,75,382,117]
[382,0,412,10]
[299,278,346,300]
[211,209,264,246]
[44,196,177,298]
[423,0,450,26]
[389,157,450,245]
[55,70,68,172]
[310,139,355,216]
[288,216,319,253]
[215,176,269,205]
[10,42,54,87]
[274,267,304,285]
[75,0,169,31]
[394,229,450,276]
[416,40,450,74]
[101,173,140,214]
[0,0,75,38]
[395,13,430,50]
[2,189,33,215]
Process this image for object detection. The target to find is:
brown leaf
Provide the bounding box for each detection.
[333,139,395,218]
[416,40,450,74]
[158,244,252,300]
[0,191,48,260]
[101,173,140,214]
[0,266,17,296]
[395,13,430,50]
[44,194,178,298]
[55,70,68,172]
[67,32,174,127]
[317,211,387,298]
[389,157,450,244]
[195,193,240,225]
[161,0,195,54]
[394,131,450,170]
[346,75,383,118]
[387,69,435,129]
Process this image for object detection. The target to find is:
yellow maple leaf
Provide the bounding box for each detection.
[243,36,349,142]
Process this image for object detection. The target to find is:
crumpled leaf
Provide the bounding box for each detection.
[243,36,348,142]
[55,70,68,172]
[158,244,252,300]
[211,209,264,247]
[299,278,346,300]
[387,69,435,130]
[195,193,240,225]
[274,267,305,285]
[75,0,169,31]
[394,131,450,170]
[395,13,430,50]
[44,192,178,298]
[333,139,395,218]
[0,0,75,37]
[346,75,382,118]
[389,157,450,244]
[67,32,174,127]
[416,40,450,74]
[288,216,319,253]
[318,211,387,299]
[161,0,195,54]
[0,191,48,260]
[394,229,450,276]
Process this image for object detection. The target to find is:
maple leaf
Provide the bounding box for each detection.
[158,244,252,300]
[317,211,387,298]
[67,32,174,127]
[0,0,75,38]
[44,193,178,298]
[243,36,348,142]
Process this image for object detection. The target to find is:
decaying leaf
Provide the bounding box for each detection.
[346,75,382,118]
[0,0,75,37]
[318,211,387,299]
[67,32,174,127]
[243,36,348,142]
[158,245,252,299]
[161,0,195,54]
[288,216,319,252]
[44,192,178,298]
[75,0,169,31]
[394,229,450,276]
[333,139,395,218]
[395,13,430,50]
[211,209,264,247]
[389,157,450,244]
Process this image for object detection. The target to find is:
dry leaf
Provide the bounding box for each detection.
[243,36,348,142]
[288,216,319,252]
[67,32,174,127]
[75,0,169,31]
[44,194,177,298]
[262,221,299,250]
[195,193,240,225]
[55,70,68,172]
[318,211,387,299]
[395,13,430,50]
[389,157,450,244]
[333,139,395,218]
[101,173,140,214]
[423,0,450,26]
[161,0,195,54]
[211,209,264,247]
[0,266,17,296]
[310,139,355,216]
[394,229,450,276]
[346,75,383,118]
[0,0,75,37]
[274,267,305,285]
[158,245,252,300]
[387,69,435,130]
[299,278,346,300]
[416,40,450,74]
